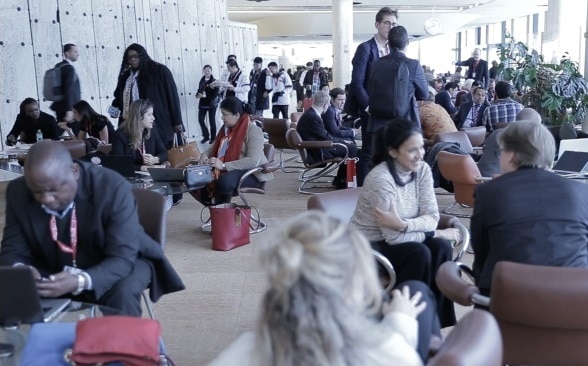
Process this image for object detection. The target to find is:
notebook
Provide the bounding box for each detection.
[552,151,588,175]
[0,266,71,325]
[148,167,185,184]
[91,155,137,178]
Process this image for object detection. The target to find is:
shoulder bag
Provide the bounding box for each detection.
[168,134,200,168]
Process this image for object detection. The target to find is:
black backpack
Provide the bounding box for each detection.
[368,53,410,119]
[43,63,71,102]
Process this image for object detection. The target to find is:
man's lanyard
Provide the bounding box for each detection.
[49,205,78,268]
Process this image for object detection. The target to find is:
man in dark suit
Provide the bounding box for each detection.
[297,91,358,189]
[0,141,185,316]
[456,48,490,88]
[322,88,360,140]
[364,25,428,176]
[471,121,588,295]
[434,81,458,117]
[349,7,398,186]
[50,44,81,131]
[454,86,489,129]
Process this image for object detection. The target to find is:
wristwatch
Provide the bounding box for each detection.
[72,274,86,295]
[221,163,226,170]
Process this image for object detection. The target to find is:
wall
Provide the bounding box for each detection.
[0,0,258,146]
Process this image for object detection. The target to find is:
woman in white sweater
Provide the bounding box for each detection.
[208,211,440,365]
[350,119,457,328]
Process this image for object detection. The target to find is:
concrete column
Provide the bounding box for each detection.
[332,0,353,88]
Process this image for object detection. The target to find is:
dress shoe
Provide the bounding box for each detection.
[200,138,209,144]
[209,139,215,145]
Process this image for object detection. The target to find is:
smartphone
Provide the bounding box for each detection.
[107,105,121,118]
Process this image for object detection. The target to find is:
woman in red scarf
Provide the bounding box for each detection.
[197,96,273,205]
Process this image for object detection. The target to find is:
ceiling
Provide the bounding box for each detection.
[227,0,549,43]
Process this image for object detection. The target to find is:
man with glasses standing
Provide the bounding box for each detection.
[349,7,398,186]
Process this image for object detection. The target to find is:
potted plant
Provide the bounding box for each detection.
[496,35,588,130]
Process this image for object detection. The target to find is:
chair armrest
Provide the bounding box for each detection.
[299,140,334,149]
[428,309,503,366]
[372,250,396,293]
[437,214,470,262]
[435,262,480,307]
[475,176,492,183]
[331,143,349,160]
[260,159,280,173]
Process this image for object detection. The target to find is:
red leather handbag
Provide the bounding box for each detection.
[67,316,164,366]
[210,203,251,251]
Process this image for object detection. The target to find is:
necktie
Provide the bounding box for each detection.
[472,104,480,123]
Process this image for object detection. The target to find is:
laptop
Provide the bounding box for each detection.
[0,266,71,325]
[91,155,137,178]
[552,151,588,176]
[148,167,185,184]
[559,138,588,157]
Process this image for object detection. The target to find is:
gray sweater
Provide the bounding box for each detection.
[350,161,439,244]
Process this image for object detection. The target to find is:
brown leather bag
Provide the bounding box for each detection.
[167,134,200,168]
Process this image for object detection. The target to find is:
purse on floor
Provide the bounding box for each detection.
[65,316,167,366]
[209,203,252,251]
[184,164,214,188]
[168,134,200,168]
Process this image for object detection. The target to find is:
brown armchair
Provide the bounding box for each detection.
[261,118,301,173]
[433,131,474,154]
[436,151,482,218]
[436,260,588,365]
[285,128,348,194]
[460,126,486,153]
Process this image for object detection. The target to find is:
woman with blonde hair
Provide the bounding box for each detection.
[111,99,168,171]
[209,211,440,365]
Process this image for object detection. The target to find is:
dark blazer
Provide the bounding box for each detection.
[50,60,81,118]
[7,111,61,143]
[296,108,355,164]
[0,161,185,302]
[367,50,428,133]
[456,58,489,88]
[322,104,354,139]
[471,168,588,291]
[197,75,219,109]
[253,68,269,111]
[349,37,380,114]
[112,63,183,148]
[111,128,169,170]
[453,101,488,130]
[434,90,457,116]
[302,70,328,98]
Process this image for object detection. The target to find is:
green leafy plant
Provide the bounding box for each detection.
[497,34,588,126]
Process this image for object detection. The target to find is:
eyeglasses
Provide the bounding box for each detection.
[127,54,140,61]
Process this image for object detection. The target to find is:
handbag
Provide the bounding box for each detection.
[167,134,200,168]
[20,322,75,366]
[209,203,251,251]
[66,316,166,366]
[184,164,213,188]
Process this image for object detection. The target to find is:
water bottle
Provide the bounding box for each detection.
[36,129,43,142]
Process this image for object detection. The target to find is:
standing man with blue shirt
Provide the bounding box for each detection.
[349,7,398,186]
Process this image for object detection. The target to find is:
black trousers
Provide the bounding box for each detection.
[198,107,217,140]
[272,104,288,119]
[75,258,152,316]
[194,169,262,205]
[372,237,456,328]
[356,114,372,186]
[392,280,441,362]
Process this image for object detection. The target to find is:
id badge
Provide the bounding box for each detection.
[63,265,82,275]
[472,72,477,78]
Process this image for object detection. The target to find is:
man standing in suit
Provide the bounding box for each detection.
[0,141,185,316]
[434,81,458,117]
[297,91,358,189]
[349,7,398,186]
[456,48,489,88]
[454,86,489,130]
[471,121,588,295]
[51,44,81,132]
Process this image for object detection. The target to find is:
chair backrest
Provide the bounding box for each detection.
[490,261,588,365]
[262,118,291,150]
[290,112,303,123]
[436,151,480,207]
[435,131,474,154]
[460,126,486,147]
[427,309,502,366]
[307,187,361,223]
[285,128,308,164]
[132,189,167,248]
[59,140,87,159]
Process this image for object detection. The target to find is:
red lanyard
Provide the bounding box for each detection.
[49,205,78,268]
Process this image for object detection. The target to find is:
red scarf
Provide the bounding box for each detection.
[210,113,250,164]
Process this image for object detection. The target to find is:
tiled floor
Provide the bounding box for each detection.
[152,151,475,365]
